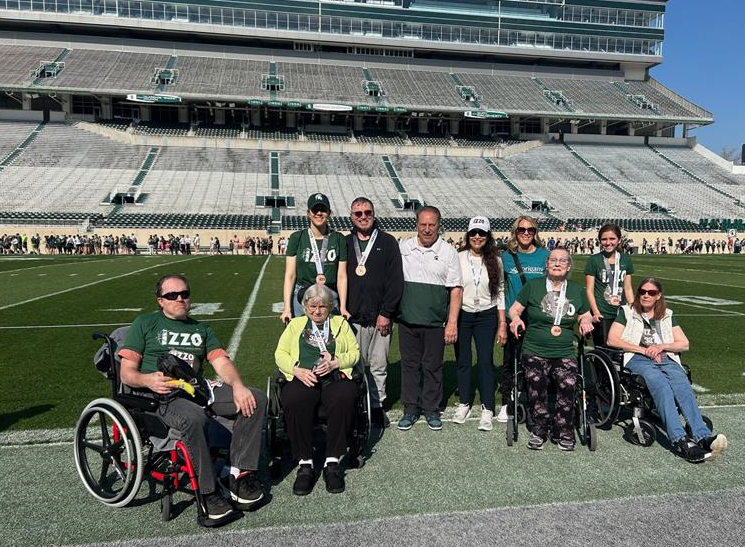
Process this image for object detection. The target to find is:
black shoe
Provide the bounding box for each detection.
[323,463,345,494]
[698,434,728,459]
[202,492,238,522]
[293,464,314,496]
[229,471,264,510]
[675,437,711,463]
[372,408,390,429]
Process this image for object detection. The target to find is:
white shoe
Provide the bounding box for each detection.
[496,405,509,423]
[452,403,471,424]
[478,405,494,431]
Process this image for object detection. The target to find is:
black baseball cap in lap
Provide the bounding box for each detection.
[307,193,330,211]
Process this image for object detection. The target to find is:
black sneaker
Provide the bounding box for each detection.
[229,471,264,510]
[292,464,314,496]
[698,434,728,459]
[527,433,546,451]
[203,492,238,521]
[372,408,390,429]
[323,463,345,494]
[675,437,711,463]
[557,439,576,452]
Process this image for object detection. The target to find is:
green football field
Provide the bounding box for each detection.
[1,252,744,432]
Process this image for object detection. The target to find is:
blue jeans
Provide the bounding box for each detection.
[454,308,498,411]
[625,354,711,442]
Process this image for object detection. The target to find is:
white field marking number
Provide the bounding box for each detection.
[666,296,742,307]
[272,302,284,313]
[190,303,223,316]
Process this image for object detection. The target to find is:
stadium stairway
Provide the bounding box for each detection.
[381,155,409,208]
[482,157,531,211]
[649,145,745,209]
[562,142,651,213]
[0,122,47,170]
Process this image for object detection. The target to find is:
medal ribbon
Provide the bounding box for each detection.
[310,318,330,354]
[466,252,484,305]
[353,229,378,269]
[545,278,567,327]
[602,252,621,296]
[308,229,329,276]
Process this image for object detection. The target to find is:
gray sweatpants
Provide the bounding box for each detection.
[353,323,393,409]
[150,384,266,494]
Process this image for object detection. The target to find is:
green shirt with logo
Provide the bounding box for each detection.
[516,277,589,359]
[286,229,347,289]
[120,310,223,373]
[584,252,634,319]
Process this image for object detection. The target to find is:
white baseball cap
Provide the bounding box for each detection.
[468,216,490,233]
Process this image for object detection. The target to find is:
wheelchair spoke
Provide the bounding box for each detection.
[82,439,106,454]
[110,457,128,482]
[98,413,111,446]
[98,459,111,486]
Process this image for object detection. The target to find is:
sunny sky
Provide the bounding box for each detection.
[651,0,744,162]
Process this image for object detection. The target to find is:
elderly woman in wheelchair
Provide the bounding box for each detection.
[274,283,361,495]
[606,277,727,463]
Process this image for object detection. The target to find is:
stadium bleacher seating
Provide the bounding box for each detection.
[368,68,466,110]
[0,45,64,87]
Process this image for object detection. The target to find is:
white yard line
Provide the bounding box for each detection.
[0,256,129,275]
[0,256,202,311]
[649,275,745,290]
[661,299,745,316]
[226,255,271,358]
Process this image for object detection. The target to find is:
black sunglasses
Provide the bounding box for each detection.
[468,229,488,237]
[516,227,537,235]
[159,290,191,301]
[638,289,660,297]
[352,209,374,218]
[310,206,329,215]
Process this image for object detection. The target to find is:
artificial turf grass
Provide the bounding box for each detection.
[1,254,745,431]
[2,406,742,547]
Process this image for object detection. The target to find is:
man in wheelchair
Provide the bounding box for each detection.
[606,277,728,463]
[118,274,267,523]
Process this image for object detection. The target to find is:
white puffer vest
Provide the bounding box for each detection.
[619,304,681,365]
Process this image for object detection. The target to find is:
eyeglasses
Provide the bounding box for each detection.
[310,207,329,215]
[547,258,570,265]
[352,210,374,218]
[516,227,537,235]
[468,229,488,238]
[159,290,190,301]
[306,304,329,311]
[638,289,660,297]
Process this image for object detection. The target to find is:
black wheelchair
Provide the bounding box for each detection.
[585,346,712,446]
[506,333,597,451]
[73,330,237,527]
[265,368,372,478]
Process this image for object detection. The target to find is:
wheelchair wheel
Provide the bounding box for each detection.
[161,492,172,522]
[506,417,515,447]
[265,376,284,478]
[587,423,598,452]
[74,398,144,508]
[626,418,655,447]
[348,373,372,469]
[586,350,620,429]
[685,415,714,438]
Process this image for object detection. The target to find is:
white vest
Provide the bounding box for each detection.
[619,304,681,365]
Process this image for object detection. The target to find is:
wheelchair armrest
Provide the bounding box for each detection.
[115,393,159,412]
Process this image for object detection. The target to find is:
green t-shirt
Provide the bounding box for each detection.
[614,308,678,347]
[584,251,634,319]
[297,318,337,369]
[516,277,589,359]
[286,229,347,289]
[120,310,223,373]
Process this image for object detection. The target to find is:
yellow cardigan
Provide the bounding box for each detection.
[274,315,360,381]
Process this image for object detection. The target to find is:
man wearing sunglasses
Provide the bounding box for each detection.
[119,274,267,525]
[345,197,404,429]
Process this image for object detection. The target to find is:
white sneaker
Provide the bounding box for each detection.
[496,405,509,423]
[452,403,472,424]
[478,405,494,431]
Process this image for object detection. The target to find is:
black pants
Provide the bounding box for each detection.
[281,378,358,461]
[591,318,615,347]
[454,309,497,411]
[398,323,445,415]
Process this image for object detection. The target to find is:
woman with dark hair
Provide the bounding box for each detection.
[497,215,549,422]
[607,278,727,463]
[452,216,506,431]
[585,223,634,347]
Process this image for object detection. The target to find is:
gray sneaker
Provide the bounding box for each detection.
[452,403,471,424]
[496,404,509,423]
[527,433,546,450]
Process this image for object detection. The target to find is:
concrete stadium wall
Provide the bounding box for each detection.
[0,108,66,122]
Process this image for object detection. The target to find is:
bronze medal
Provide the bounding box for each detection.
[316,274,326,285]
[550,325,562,337]
[355,264,366,276]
